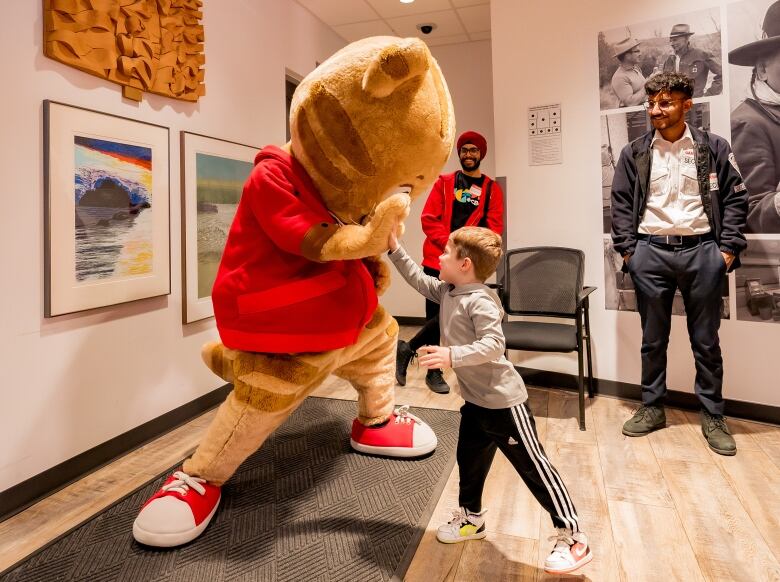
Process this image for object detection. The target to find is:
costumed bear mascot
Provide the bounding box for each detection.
[133,36,456,547]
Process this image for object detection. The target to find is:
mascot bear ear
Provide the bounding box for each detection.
[362,38,431,98]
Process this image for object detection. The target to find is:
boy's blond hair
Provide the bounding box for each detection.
[450,226,503,282]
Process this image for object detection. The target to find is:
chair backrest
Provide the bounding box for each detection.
[502,246,584,317]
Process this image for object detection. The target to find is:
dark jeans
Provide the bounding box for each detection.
[628,237,727,414]
[458,401,580,531]
[408,266,441,351]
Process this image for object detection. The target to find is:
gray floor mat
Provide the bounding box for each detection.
[2,398,459,581]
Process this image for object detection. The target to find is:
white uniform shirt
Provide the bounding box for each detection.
[638,124,711,235]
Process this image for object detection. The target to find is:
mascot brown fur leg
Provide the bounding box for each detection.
[333,306,398,425]
[183,307,399,484]
[184,348,337,485]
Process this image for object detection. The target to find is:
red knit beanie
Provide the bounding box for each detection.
[457,131,487,159]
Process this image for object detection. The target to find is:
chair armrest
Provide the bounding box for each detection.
[486,282,503,292]
[577,286,597,308]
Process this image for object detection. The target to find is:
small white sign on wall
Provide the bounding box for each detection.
[529,103,562,165]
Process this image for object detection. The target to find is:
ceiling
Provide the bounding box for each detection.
[294,0,491,48]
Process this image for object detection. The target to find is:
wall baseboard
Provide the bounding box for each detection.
[516,366,780,426]
[0,384,232,523]
[395,316,426,326]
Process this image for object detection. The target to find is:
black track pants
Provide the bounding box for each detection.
[457,401,581,532]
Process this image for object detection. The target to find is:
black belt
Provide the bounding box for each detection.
[637,232,714,248]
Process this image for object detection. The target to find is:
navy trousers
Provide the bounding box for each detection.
[628,237,727,414]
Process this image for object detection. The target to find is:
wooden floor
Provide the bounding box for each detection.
[2,328,780,581]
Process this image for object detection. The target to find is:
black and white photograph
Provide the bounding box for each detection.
[728,0,780,233]
[600,103,711,234]
[603,236,730,318]
[735,237,780,322]
[598,7,723,110]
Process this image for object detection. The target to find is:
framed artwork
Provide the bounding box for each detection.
[180,132,258,323]
[44,100,170,317]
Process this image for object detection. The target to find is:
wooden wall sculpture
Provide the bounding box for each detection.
[44,0,205,102]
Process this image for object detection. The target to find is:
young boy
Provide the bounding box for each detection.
[387,225,592,575]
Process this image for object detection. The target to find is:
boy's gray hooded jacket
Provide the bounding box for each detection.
[388,247,527,409]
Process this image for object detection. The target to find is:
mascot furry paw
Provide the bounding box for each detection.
[133,36,455,547]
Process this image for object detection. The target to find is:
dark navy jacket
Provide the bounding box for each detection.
[610,126,748,272]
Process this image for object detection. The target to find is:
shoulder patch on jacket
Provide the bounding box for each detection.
[735,183,747,192]
[709,173,719,191]
[728,152,743,177]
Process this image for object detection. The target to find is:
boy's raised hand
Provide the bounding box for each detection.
[388,221,400,252]
[418,345,451,369]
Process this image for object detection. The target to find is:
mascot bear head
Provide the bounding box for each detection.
[289,36,455,225]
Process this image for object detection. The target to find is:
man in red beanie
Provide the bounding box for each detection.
[396,130,504,393]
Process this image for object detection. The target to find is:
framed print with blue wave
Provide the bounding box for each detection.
[44,101,170,317]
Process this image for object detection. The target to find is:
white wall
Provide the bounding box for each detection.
[491,0,780,407]
[382,40,496,317]
[0,0,345,492]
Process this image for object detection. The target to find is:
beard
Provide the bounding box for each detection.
[460,157,481,171]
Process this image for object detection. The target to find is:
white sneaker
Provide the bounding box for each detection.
[436,507,487,543]
[544,528,592,574]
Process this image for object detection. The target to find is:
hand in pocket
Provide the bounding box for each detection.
[721,251,734,270]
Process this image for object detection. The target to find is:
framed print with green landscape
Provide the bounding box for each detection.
[44,101,170,317]
[181,132,257,323]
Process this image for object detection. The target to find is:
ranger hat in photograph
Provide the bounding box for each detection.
[669,24,694,37]
[612,37,640,59]
[729,0,780,66]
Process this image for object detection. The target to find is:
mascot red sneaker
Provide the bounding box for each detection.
[133,36,455,547]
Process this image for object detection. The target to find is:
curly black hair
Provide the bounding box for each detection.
[644,71,694,98]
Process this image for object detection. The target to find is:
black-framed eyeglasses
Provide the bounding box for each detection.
[459,146,480,155]
[644,98,684,110]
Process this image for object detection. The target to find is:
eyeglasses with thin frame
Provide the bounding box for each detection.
[459,146,481,156]
[644,98,685,110]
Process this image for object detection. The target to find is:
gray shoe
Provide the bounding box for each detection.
[622,405,666,436]
[701,410,737,456]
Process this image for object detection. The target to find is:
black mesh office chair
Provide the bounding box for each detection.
[498,247,596,430]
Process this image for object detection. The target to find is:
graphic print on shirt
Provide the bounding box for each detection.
[454,183,482,206]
